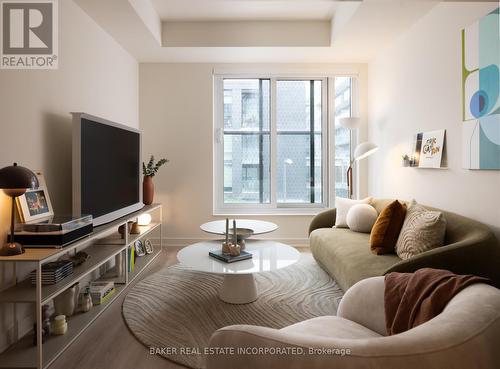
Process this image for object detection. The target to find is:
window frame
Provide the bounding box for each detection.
[213,74,358,215]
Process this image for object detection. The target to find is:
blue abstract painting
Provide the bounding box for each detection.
[462,7,500,169]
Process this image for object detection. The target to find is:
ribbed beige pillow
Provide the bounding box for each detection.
[395,200,446,260]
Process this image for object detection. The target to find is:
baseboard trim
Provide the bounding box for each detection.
[150,237,310,248]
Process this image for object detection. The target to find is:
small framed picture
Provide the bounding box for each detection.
[16,171,54,223]
[144,239,154,254]
[134,240,146,257]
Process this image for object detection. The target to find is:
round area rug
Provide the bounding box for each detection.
[122,253,343,369]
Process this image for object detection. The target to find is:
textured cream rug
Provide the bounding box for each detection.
[122,253,343,369]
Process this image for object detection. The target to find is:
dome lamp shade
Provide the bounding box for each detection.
[0,163,39,256]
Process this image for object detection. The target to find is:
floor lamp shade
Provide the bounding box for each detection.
[354,142,379,161]
[0,163,39,256]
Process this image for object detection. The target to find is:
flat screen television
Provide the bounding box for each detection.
[72,113,143,226]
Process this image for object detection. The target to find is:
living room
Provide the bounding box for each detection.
[0,1,499,369]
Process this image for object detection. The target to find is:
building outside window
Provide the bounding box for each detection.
[215,75,354,213]
[334,77,353,199]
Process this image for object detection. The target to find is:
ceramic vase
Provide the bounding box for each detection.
[54,284,79,317]
[143,176,154,205]
[115,252,124,278]
[79,292,93,313]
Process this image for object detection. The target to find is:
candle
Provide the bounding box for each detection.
[225,218,229,244]
[233,220,237,246]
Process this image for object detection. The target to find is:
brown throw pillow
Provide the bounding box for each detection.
[370,200,407,254]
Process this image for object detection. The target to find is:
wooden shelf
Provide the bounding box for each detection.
[0,204,161,263]
[0,244,124,304]
[129,246,161,283]
[0,284,126,369]
[128,222,161,245]
[0,204,163,369]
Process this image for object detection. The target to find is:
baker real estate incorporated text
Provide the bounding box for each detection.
[150,346,351,357]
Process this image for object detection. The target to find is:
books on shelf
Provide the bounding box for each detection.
[89,281,115,305]
[30,260,73,285]
[128,245,135,273]
[209,249,253,263]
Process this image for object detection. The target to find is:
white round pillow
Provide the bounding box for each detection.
[346,204,378,233]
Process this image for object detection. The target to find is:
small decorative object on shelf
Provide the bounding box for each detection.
[137,213,152,226]
[135,240,146,257]
[51,315,67,336]
[89,281,115,305]
[402,154,411,167]
[33,304,52,344]
[115,252,124,277]
[0,163,39,256]
[130,221,141,234]
[69,251,90,267]
[142,155,169,205]
[78,287,93,313]
[54,283,79,317]
[16,170,54,223]
[144,239,154,254]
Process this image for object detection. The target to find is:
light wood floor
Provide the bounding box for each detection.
[49,246,187,369]
[49,245,310,369]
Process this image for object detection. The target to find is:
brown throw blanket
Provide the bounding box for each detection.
[384,268,490,335]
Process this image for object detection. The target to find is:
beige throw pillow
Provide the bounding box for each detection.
[395,200,446,260]
[334,197,372,228]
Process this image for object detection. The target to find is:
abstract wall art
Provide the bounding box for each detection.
[461,7,500,170]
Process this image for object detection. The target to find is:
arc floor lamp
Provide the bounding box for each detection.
[339,117,379,199]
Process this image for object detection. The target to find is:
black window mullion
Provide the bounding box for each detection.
[310,80,315,204]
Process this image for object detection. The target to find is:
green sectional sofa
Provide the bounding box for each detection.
[309,198,500,291]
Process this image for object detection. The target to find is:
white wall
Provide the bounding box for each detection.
[368,2,500,236]
[140,63,368,247]
[0,0,138,352]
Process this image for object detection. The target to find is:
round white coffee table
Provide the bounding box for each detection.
[177,239,300,304]
[200,219,278,236]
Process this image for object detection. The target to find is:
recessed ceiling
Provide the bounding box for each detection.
[74,0,449,63]
[150,0,338,21]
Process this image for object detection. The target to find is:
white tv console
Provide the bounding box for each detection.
[0,204,163,369]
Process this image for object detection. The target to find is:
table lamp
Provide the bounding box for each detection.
[0,163,39,256]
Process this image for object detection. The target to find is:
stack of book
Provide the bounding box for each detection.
[89,281,116,305]
[30,260,73,285]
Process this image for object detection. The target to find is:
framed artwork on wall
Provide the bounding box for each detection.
[16,171,54,223]
[461,7,500,170]
[418,130,446,168]
[410,130,446,168]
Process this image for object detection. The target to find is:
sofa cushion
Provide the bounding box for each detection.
[335,197,372,228]
[310,228,400,291]
[370,200,407,254]
[281,316,381,339]
[347,204,378,233]
[396,200,446,260]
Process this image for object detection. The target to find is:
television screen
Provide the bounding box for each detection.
[73,113,143,226]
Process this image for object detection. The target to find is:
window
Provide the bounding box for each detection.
[334,77,353,199]
[215,75,353,213]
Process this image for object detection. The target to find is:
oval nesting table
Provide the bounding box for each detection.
[200,219,278,236]
[177,239,300,304]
